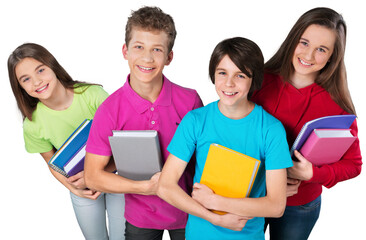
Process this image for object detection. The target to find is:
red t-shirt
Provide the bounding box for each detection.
[251,73,362,206]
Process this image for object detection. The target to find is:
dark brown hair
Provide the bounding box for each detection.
[8,43,91,120]
[209,37,264,99]
[265,7,355,114]
[125,6,177,52]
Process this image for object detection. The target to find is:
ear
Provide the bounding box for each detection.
[165,51,174,66]
[122,44,128,60]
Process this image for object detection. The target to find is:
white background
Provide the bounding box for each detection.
[0,0,364,239]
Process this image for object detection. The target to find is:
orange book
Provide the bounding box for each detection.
[200,143,261,215]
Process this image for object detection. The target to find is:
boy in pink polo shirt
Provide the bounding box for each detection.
[84,6,203,240]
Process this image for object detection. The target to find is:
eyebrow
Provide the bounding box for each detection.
[18,64,45,81]
[300,37,331,51]
[132,41,165,48]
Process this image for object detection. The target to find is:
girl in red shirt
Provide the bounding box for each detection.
[251,7,362,240]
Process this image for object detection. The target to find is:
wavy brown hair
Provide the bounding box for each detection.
[125,6,177,52]
[265,7,355,115]
[8,43,92,120]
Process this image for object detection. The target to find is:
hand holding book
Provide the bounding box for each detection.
[288,150,314,181]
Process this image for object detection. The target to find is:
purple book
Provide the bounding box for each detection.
[290,114,356,156]
[63,143,86,177]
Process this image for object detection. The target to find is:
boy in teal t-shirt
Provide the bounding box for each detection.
[158,37,293,239]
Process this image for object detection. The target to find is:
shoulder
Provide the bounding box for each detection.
[254,104,285,131]
[75,84,108,96]
[99,86,124,108]
[170,81,199,96]
[251,73,283,107]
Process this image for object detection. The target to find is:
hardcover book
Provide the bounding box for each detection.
[200,143,261,215]
[299,129,356,166]
[291,114,356,156]
[109,130,162,181]
[48,119,92,177]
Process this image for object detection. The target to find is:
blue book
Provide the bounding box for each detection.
[290,114,356,156]
[48,119,92,177]
[64,143,86,177]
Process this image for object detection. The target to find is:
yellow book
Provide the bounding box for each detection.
[200,143,261,215]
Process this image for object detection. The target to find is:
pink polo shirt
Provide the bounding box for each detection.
[86,75,203,229]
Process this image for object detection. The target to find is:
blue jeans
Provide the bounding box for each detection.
[266,195,321,240]
[70,192,126,240]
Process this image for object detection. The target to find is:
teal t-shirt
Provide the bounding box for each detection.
[167,101,293,240]
[23,85,108,153]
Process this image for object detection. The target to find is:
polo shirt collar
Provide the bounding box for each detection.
[123,74,172,114]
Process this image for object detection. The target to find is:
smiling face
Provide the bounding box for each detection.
[122,28,173,87]
[215,55,253,118]
[292,24,336,84]
[15,57,61,102]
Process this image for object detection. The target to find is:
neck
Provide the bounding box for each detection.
[129,75,163,103]
[41,83,74,111]
[290,72,317,89]
[218,100,255,120]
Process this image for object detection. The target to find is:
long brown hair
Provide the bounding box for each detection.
[265,7,355,115]
[8,43,93,121]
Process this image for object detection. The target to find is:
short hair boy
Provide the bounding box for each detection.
[157,37,292,239]
[84,6,203,240]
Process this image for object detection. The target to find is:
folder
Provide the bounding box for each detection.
[200,143,261,215]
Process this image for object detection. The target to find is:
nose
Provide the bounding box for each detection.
[225,76,235,87]
[303,48,315,61]
[32,77,42,86]
[142,49,154,62]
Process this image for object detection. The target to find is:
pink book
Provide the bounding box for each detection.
[299,129,356,166]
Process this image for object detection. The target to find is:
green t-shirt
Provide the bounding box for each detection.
[23,84,108,153]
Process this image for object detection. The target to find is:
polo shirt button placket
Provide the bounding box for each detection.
[149,106,158,130]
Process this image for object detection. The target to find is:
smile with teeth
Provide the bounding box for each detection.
[138,65,154,71]
[299,58,313,66]
[223,91,238,96]
[35,84,49,93]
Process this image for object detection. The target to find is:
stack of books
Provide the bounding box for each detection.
[291,115,356,166]
[48,119,92,177]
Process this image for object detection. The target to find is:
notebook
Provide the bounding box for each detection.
[109,130,163,181]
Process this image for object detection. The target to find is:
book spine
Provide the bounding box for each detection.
[49,163,70,178]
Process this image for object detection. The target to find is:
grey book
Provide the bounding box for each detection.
[109,130,163,181]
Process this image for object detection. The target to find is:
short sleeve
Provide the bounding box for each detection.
[167,111,197,162]
[23,120,53,153]
[264,122,293,170]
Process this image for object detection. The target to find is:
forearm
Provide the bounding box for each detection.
[85,169,151,194]
[211,194,285,218]
[199,169,287,218]
[158,180,217,223]
[48,166,75,191]
[84,152,154,195]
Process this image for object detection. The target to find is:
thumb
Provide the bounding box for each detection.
[294,150,306,162]
[193,182,202,189]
